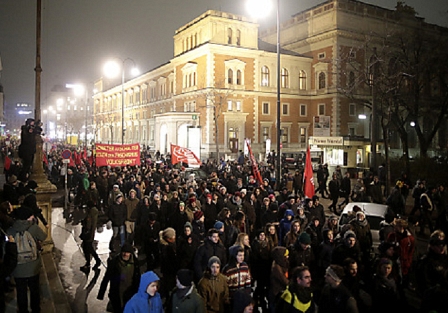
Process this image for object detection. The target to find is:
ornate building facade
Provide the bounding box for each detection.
[93,0,447,167]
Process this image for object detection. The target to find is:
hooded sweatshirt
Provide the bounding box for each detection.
[124,271,163,313]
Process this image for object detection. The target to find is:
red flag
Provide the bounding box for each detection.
[170,144,201,166]
[245,139,263,185]
[4,155,11,171]
[303,146,315,198]
[69,153,75,167]
[42,152,48,165]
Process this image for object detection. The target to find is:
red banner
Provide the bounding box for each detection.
[303,146,315,198]
[245,139,263,185]
[95,143,141,167]
[171,144,201,166]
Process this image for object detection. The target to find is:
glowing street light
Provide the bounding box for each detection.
[247,0,281,189]
[104,58,139,145]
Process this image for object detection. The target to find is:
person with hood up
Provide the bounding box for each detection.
[7,206,46,313]
[269,246,290,312]
[124,271,163,313]
[167,269,206,313]
[278,209,295,246]
[222,246,252,301]
[177,222,200,271]
[197,256,230,313]
[97,243,141,312]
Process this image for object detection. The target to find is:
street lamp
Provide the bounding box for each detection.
[66,83,89,148]
[247,0,281,189]
[104,58,139,145]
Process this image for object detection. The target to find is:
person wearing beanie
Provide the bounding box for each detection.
[108,191,127,251]
[159,227,178,298]
[192,210,206,241]
[124,271,163,313]
[288,231,315,277]
[198,256,229,313]
[167,269,206,313]
[194,228,227,282]
[349,210,373,266]
[318,265,358,313]
[331,228,361,266]
[7,204,46,313]
[169,200,191,236]
[98,242,141,312]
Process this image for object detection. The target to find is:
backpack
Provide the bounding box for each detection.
[15,230,38,264]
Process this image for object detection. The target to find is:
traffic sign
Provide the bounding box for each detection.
[62,149,71,159]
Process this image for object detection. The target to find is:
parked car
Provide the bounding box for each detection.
[338,202,395,253]
[181,168,208,182]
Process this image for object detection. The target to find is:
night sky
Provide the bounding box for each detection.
[0,0,447,111]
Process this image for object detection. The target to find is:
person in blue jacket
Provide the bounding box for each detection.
[124,271,163,313]
[278,209,295,246]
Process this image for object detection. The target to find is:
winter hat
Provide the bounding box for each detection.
[13,206,34,220]
[179,202,185,207]
[206,193,213,199]
[184,222,193,231]
[27,180,38,189]
[189,197,196,204]
[113,184,119,189]
[356,211,366,218]
[121,243,134,253]
[232,289,254,313]
[378,241,395,254]
[298,232,311,245]
[325,265,344,283]
[240,189,247,195]
[214,221,224,230]
[115,193,123,200]
[208,256,221,268]
[194,210,204,220]
[176,269,193,287]
[162,227,176,239]
[344,230,357,240]
[268,194,275,200]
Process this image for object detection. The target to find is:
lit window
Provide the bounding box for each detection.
[281,68,289,88]
[261,66,269,87]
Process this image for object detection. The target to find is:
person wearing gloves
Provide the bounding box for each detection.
[166,269,206,313]
[124,271,163,313]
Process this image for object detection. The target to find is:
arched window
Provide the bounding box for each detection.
[227,28,232,44]
[318,72,326,89]
[299,70,307,90]
[236,70,242,85]
[281,68,289,88]
[228,69,233,84]
[261,66,270,86]
[236,29,241,46]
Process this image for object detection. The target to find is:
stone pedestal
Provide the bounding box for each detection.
[31,135,57,253]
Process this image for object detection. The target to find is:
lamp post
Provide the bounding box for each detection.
[104,58,139,145]
[66,83,89,148]
[247,0,281,189]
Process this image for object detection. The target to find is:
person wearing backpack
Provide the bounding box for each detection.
[7,205,47,313]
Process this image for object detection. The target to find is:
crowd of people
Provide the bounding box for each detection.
[1,143,448,313]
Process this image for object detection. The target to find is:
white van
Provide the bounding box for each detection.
[338,202,395,252]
